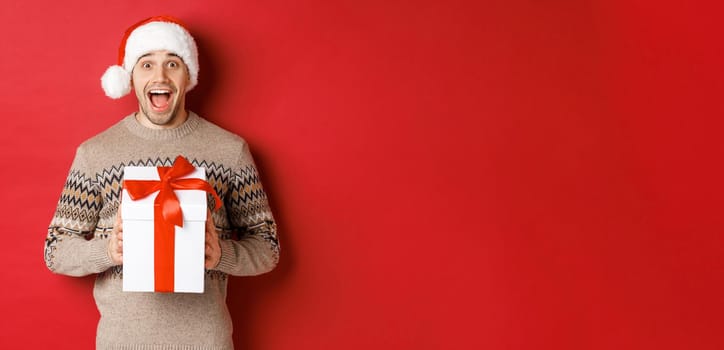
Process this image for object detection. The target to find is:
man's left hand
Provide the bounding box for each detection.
[205,209,221,269]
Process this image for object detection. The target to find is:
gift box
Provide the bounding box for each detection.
[120,156,219,293]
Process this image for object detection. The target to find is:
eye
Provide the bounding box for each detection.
[167,61,179,69]
[142,62,152,69]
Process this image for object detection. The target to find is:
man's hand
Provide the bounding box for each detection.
[205,209,221,269]
[108,208,123,265]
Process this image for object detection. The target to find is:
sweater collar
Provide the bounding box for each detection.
[122,111,201,140]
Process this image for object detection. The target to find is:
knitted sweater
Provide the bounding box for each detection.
[44,112,279,350]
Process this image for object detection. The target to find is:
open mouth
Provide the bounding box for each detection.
[147,88,173,112]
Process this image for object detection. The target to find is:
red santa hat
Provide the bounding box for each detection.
[100,15,199,99]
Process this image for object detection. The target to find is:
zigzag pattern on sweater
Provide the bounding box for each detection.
[54,169,102,228]
[51,157,271,230]
[46,156,276,272]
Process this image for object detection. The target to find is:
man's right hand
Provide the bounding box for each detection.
[108,208,123,265]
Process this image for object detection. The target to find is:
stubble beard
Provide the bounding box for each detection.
[138,101,182,126]
[135,89,184,127]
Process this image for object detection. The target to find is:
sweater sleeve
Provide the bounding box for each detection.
[214,142,280,276]
[44,147,115,276]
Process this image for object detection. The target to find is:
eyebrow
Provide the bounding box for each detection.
[138,52,182,60]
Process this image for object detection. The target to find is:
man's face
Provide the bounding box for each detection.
[131,50,190,128]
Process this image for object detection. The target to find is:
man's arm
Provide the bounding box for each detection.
[211,143,280,276]
[44,150,115,276]
[215,220,279,276]
[45,227,114,276]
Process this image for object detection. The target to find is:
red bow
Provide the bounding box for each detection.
[123,155,221,292]
[124,155,221,226]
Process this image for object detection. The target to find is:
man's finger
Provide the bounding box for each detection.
[206,209,215,229]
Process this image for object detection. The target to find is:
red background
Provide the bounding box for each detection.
[1,0,723,349]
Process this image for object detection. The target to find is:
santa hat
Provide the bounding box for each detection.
[100,15,199,99]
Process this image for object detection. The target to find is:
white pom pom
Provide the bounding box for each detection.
[100,65,131,99]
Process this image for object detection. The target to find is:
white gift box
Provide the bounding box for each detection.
[121,166,207,293]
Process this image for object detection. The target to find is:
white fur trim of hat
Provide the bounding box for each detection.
[100,17,199,99]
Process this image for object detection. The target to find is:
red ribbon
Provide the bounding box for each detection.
[123,155,221,292]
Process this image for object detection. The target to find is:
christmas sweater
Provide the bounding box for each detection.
[44,112,279,350]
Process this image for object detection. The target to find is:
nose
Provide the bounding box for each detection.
[150,64,169,83]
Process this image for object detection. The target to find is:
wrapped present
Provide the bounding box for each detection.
[121,155,220,293]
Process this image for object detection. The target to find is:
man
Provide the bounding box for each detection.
[44,16,279,349]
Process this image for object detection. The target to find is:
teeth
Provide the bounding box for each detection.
[149,89,170,94]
